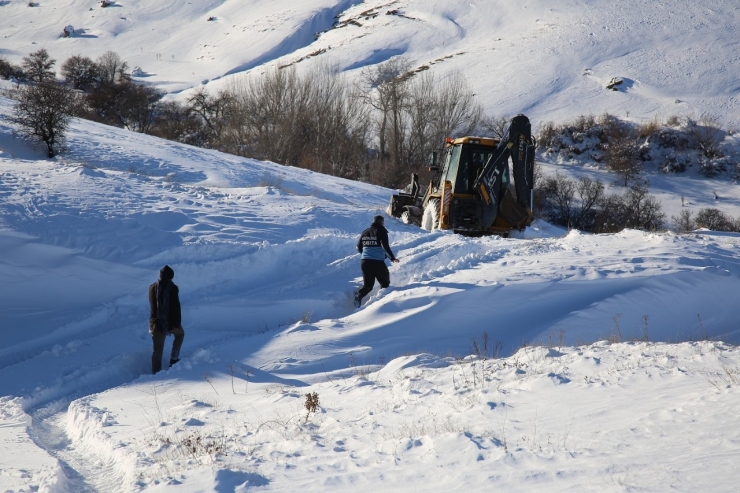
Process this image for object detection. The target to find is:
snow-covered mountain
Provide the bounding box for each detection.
[1,1,740,491]
[2,0,739,127]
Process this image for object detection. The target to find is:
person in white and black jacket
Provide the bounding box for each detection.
[148,265,185,373]
[354,215,400,307]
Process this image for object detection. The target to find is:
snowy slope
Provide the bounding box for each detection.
[1,0,738,128]
[2,93,740,491]
[2,0,740,491]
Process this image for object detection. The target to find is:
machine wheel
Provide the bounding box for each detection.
[421,199,440,231]
[401,210,412,224]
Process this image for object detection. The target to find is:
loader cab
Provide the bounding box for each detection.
[437,137,508,197]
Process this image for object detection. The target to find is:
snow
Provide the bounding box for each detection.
[2,1,740,491]
[1,0,739,127]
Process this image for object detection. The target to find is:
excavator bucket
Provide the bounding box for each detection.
[474,115,534,229]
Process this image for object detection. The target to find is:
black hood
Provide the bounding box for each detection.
[160,265,174,281]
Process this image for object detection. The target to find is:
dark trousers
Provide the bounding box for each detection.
[358,259,390,300]
[151,327,185,374]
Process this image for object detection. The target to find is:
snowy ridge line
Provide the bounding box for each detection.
[391,228,731,291]
[223,0,366,76]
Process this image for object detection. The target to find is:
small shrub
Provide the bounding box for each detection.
[694,208,735,231]
[536,121,559,151]
[687,114,724,159]
[665,114,683,127]
[536,174,604,231]
[660,153,690,173]
[671,209,695,233]
[304,392,319,423]
[636,117,660,140]
[656,128,686,150]
[698,156,729,177]
[0,57,24,80]
[599,114,641,185]
[592,181,665,233]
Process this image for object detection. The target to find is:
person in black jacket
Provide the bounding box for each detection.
[148,265,185,373]
[354,215,400,307]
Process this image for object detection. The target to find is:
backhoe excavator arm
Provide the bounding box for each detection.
[473,114,535,228]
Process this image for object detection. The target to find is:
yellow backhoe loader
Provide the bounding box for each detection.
[387,114,535,236]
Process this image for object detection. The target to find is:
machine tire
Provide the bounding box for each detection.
[401,210,412,224]
[422,199,440,231]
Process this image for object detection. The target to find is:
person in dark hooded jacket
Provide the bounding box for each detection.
[354,215,399,307]
[148,265,185,373]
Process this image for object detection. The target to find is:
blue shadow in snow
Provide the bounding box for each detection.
[222,0,364,77]
[344,48,406,72]
[215,469,269,491]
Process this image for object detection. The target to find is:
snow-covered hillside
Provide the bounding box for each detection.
[2,0,740,491]
[1,0,738,128]
[2,93,740,490]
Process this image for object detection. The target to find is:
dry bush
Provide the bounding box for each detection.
[665,114,683,127]
[536,174,605,230]
[694,208,736,232]
[304,392,320,423]
[150,100,204,145]
[536,121,559,151]
[698,156,729,177]
[592,181,665,233]
[84,80,163,133]
[599,114,641,185]
[671,209,695,233]
[0,57,24,80]
[636,117,660,140]
[688,114,724,159]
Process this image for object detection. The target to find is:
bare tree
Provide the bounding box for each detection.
[360,58,412,167]
[539,174,576,227]
[593,180,664,233]
[622,181,665,231]
[671,209,695,233]
[223,65,370,180]
[150,100,202,144]
[83,79,162,132]
[187,87,233,147]
[301,64,369,178]
[120,83,163,133]
[406,71,436,169]
[432,71,482,143]
[11,80,77,157]
[22,49,56,83]
[96,51,129,85]
[481,115,510,140]
[226,65,311,164]
[61,55,100,91]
